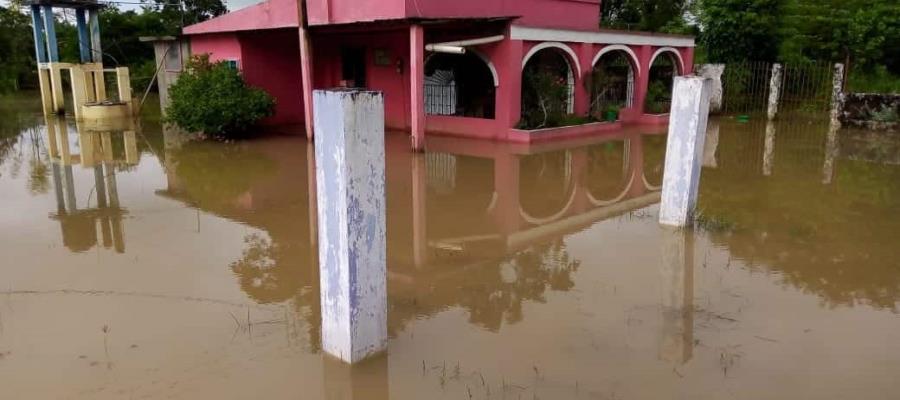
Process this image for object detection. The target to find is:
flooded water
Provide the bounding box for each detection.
[0,92,899,399]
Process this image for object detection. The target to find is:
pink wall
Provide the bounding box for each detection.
[312,29,412,130]
[306,0,600,31]
[190,33,242,62]
[239,30,304,125]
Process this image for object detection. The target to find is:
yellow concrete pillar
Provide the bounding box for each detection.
[95,69,107,101]
[38,68,54,114]
[116,67,132,105]
[69,65,88,119]
[49,64,66,113]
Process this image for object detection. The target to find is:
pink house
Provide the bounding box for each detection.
[181,0,694,146]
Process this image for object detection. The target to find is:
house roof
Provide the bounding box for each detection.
[183,0,299,35]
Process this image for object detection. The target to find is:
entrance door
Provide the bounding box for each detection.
[341,47,367,88]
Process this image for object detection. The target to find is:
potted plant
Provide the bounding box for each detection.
[603,105,620,122]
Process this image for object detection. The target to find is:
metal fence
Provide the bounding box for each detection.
[425,84,458,116]
[712,61,834,118]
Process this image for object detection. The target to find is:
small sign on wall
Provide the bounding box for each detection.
[374,49,392,66]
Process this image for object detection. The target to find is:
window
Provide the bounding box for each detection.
[341,47,367,88]
[224,59,239,70]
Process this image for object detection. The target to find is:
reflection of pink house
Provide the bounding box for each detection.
[182,0,694,146]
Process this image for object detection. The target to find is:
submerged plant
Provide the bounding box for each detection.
[166,54,275,138]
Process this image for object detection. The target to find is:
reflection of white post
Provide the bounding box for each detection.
[323,354,389,400]
[767,64,783,121]
[314,89,388,364]
[702,119,719,168]
[659,76,711,227]
[763,121,776,176]
[659,227,694,364]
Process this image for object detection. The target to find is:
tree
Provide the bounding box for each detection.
[166,55,275,137]
[0,6,35,91]
[601,0,694,33]
[697,0,785,63]
[145,0,227,34]
[781,0,900,74]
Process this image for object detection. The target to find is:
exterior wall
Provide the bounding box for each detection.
[190,32,242,63]
[239,29,304,125]
[307,0,600,31]
[312,30,412,130]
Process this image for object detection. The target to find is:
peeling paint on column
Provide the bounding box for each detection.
[767,64,783,121]
[313,89,387,364]
[659,76,711,227]
[697,64,724,113]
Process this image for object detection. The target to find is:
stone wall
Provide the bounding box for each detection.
[840,93,900,131]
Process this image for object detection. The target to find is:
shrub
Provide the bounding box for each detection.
[166,54,274,138]
[519,68,571,129]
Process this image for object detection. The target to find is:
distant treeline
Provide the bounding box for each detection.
[603,0,900,92]
[0,0,225,93]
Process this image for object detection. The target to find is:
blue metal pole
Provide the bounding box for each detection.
[30,5,47,64]
[76,9,92,63]
[41,5,59,62]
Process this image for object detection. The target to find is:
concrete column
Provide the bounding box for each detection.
[763,121,776,176]
[632,45,652,117]
[299,27,315,139]
[30,6,48,63]
[41,5,58,62]
[313,89,388,364]
[696,64,724,113]
[829,63,845,128]
[69,66,88,119]
[409,25,426,151]
[658,227,694,364]
[75,9,92,63]
[89,9,102,63]
[411,154,428,267]
[766,63,783,121]
[498,38,524,130]
[659,76,711,227]
[49,64,65,113]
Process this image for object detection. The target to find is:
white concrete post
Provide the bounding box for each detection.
[697,64,724,113]
[830,63,845,128]
[313,89,388,364]
[659,76,711,227]
[767,63,783,120]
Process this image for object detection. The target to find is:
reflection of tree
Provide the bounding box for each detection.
[392,240,580,333]
[230,233,307,304]
[700,141,900,311]
[173,140,277,209]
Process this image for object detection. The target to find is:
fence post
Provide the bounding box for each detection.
[767,63,783,120]
[659,76,711,227]
[830,63,845,128]
[313,89,388,364]
[697,64,725,113]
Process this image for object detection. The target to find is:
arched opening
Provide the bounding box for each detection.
[520,46,576,129]
[425,52,496,119]
[590,47,639,121]
[585,140,633,206]
[645,49,683,114]
[518,150,576,224]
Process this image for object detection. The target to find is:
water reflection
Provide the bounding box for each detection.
[45,117,138,253]
[2,96,899,398]
[699,117,900,310]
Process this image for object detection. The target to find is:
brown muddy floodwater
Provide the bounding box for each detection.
[0,93,899,399]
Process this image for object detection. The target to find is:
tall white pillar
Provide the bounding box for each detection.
[659,76,712,227]
[313,89,388,364]
[767,63,783,121]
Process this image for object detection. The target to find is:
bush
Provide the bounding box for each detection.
[166,54,274,138]
[519,69,571,129]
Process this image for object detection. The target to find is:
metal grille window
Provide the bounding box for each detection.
[425,70,457,115]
